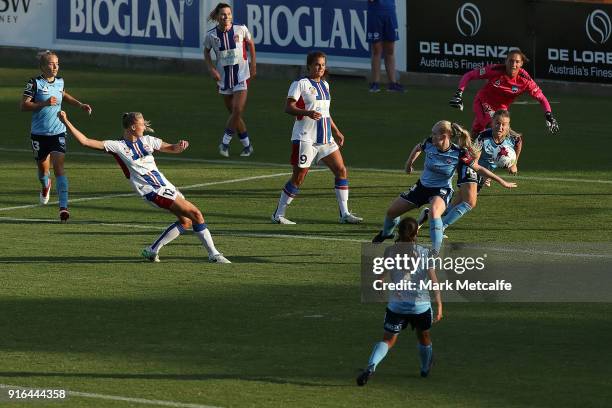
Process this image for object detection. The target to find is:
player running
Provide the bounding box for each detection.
[204,2,256,158]
[372,121,517,254]
[20,50,93,222]
[449,50,559,136]
[420,110,522,233]
[271,51,362,225]
[57,110,230,264]
[357,217,442,385]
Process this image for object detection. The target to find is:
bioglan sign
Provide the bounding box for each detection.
[232,0,406,68]
[56,0,200,48]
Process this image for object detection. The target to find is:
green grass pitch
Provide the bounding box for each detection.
[0,66,611,407]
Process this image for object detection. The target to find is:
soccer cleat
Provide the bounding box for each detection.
[209,253,231,263]
[372,230,394,243]
[39,179,51,205]
[271,215,296,225]
[240,145,254,157]
[387,82,405,93]
[218,143,229,158]
[141,248,160,263]
[59,207,70,223]
[340,213,363,224]
[416,207,430,229]
[421,352,434,378]
[356,367,374,386]
[368,82,380,93]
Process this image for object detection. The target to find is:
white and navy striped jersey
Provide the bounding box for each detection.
[288,78,332,144]
[204,24,251,90]
[103,136,171,195]
[23,75,66,136]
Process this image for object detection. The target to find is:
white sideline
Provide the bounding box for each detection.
[0,170,323,212]
[0,216,609,259]
[0,383,221,408]
[1,147,611,184]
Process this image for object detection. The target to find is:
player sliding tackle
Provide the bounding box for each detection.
[57,110,230,264]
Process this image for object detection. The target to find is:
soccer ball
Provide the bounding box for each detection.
[494,146,517,168]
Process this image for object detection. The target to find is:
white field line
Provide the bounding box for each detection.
[1,147,611,184]
[0,383,221,408]
[0,216,609,259]
[0,170,323,212]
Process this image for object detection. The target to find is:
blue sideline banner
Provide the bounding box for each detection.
[232,0,407,70]
[54,0,203,58]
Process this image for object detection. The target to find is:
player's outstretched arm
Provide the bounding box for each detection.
[158,140,189,154]
[57,111,105,150]
[63,91,93,115]
[472,163,517,189]
[404,143,423,174]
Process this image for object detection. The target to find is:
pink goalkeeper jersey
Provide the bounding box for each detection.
[459,64,551,112]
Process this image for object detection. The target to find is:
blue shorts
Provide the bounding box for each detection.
[384,307,432,334]
[399,180,453,208]
[367,12,399,43]
[30,133,67,161]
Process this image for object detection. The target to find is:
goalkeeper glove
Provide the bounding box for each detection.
[449,90,463,111]
[545,112,559,134]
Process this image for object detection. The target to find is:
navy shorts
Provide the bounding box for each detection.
[399,180,453,208]
[384,307,432,334]
[367,12,399,42]
[457,164,486,193]
[30,133,67,161]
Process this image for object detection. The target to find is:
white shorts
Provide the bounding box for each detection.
[291,140,339,168]
[134,182,184,210]
[219,80,248,95]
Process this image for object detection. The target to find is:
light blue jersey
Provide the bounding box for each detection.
[386,244,432,315]
[476,129,520,171]
[23,76,66,136]
[419,137,473,189]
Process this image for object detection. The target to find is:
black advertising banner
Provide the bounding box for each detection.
[406,0,534,75]
[534,2,612,83]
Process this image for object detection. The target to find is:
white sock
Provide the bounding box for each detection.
[238,132,250,147]
[274,181,299,218]
[335,178,350,217]
[150,222,184,253]
[193,224,220,256]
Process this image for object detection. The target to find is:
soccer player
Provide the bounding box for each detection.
[357,217,442,385]
[20,50,93,222]
[372,121,517,254]
[57,110,230,264]
[271,51,363,225]
[421,110,522,233]
[204,2,256,158]
[449,50,559,136]
[367,0,404,92]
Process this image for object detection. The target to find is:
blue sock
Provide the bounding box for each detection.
[56,175,69,208]
[418,343,433,373]
[441,202,473,229]
[382,216,400,236]
[429,217,443,253]
[367,341,389,371]
[38,171,49,189]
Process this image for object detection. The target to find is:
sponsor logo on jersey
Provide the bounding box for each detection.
[511,85,519,93]
[479,67,486,75]
[494,79,501,87]
[309,87,317,95]
[234,34,240,43]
